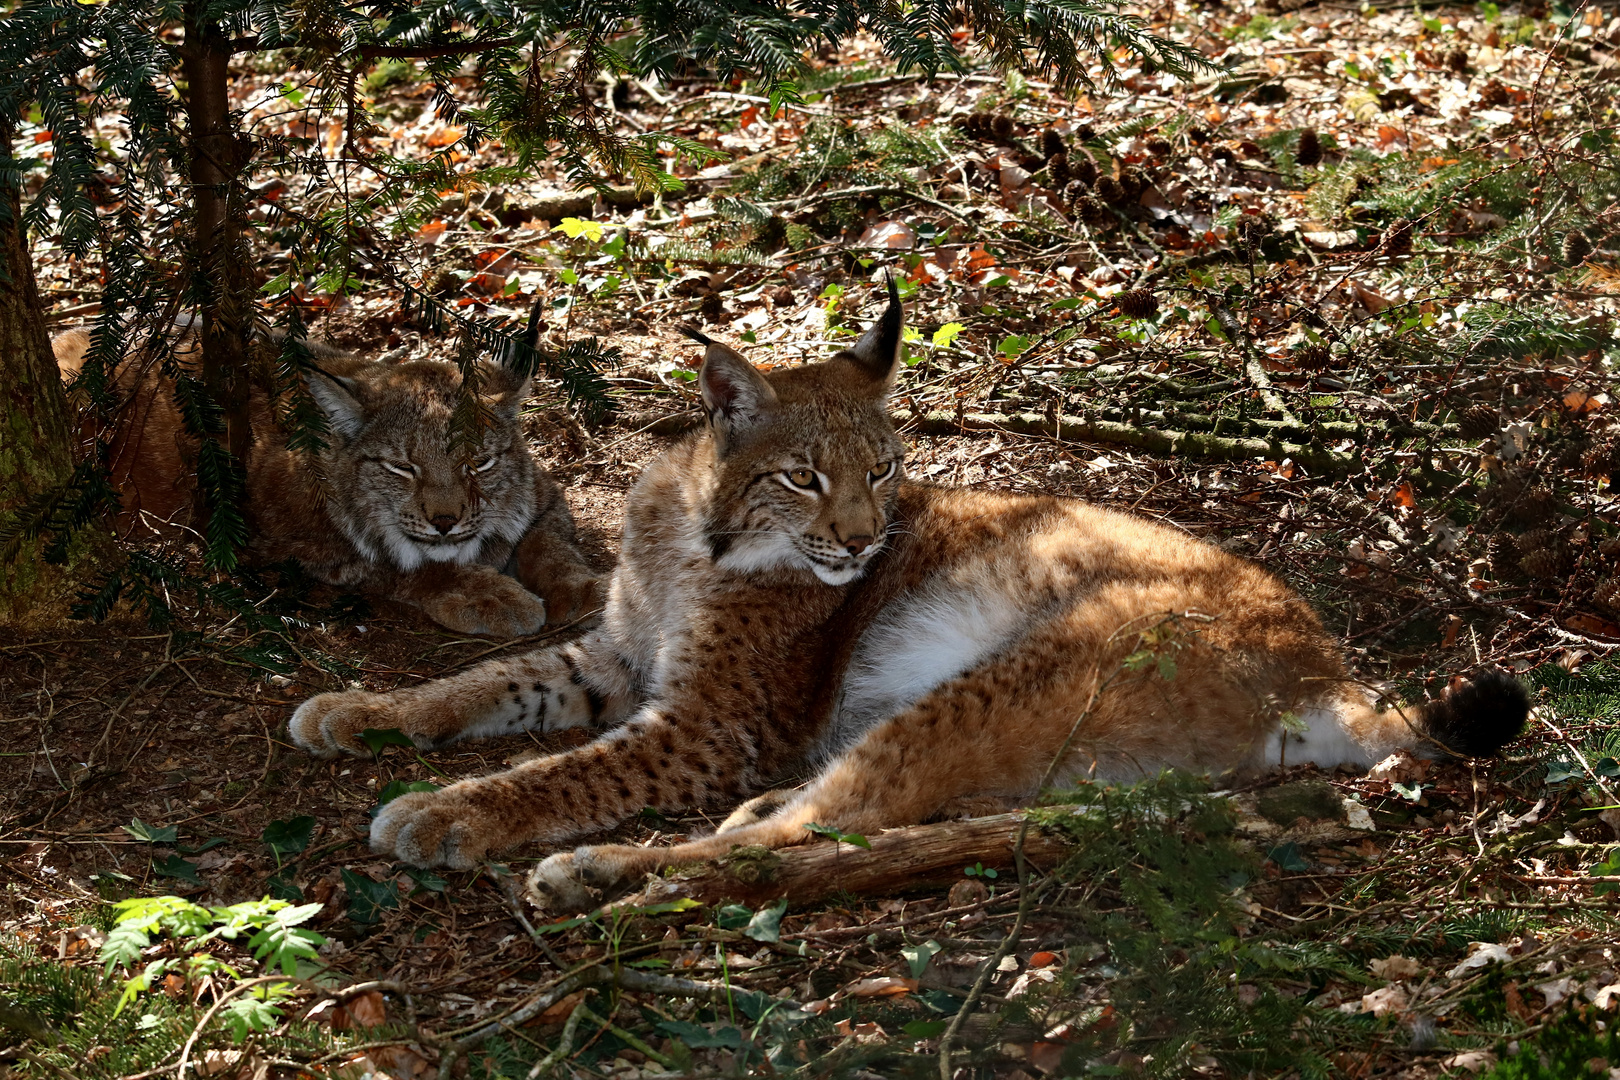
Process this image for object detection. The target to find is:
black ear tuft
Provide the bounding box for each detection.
[1421,667,1530,757]
[521,299,545,351]
[679,326,713,346]
[841,273,904,388]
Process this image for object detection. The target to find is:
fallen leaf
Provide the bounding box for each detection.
[1359,984,1409,1016]
[844,976,918,998]
[1028,951,1060,968]
[1443,1051,1497,1074]
[1446,942,1511,979]
[1369,955,1424,981]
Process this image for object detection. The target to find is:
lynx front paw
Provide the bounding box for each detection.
[290,690,404,758]
[527,845,653,912]
[370,787,502,869]
[537,572,602,626]
[420,574,548,638]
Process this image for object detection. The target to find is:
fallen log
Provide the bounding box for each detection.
[621,812,1073,908]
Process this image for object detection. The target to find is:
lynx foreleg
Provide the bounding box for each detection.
[289,632,636,758]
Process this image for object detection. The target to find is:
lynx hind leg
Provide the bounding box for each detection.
[290,634,636,758]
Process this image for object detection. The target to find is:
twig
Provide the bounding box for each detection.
[1210,303,1302,427]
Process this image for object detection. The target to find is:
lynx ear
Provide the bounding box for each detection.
[304,368,367,440]
[683,327,778,451]
[837,274,904,391]
[480,362,531,420]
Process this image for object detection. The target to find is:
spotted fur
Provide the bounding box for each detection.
[287,280,1528,909]
[52,328,599,637]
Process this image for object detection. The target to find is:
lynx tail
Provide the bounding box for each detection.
[1417,667,1531,757]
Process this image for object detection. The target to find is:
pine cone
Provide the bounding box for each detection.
[1048,153,1070,186]
[1061,179,1090,209]
[1186,125,1210,144]
[1295,129,1322,167]
[1519,546,1562,582]
[1146,136,1173,157]
[1295,343,1332,372]
[1074,123,1096,142]
[1583,438,1620,477]
[1598,537,1620,559]
[1562,229,1593,266]
[697,291,724,321]
[1117,289,1159,319]
[1487,532,1519,579]
[1073,193,1110,227]
[1235,213,1276,253]
[1118,167,1149,203]
[1094,174,1127,207]
[1458,405,1500,440]
[1480,80,1510,107]
[1384,219,1415,256]
[990,113,1016,141]
[1446,47,1469,73]
[1507,486,1556,526]
[1068,152,1098,187]
[962,112,990,138]
[1041,129,1067,160]
[1596,578,1620,617]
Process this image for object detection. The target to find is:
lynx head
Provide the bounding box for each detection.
[687,278,906,585]
[304,358,537,571]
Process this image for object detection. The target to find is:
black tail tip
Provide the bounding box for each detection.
[1422,667,1531,757]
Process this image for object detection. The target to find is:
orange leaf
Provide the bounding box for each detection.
[1564,390,1606,414]
[161,973,186,998]
[33,131,52,144]
[738,106,759,129]
[1029,951,1060,968]
[416,221,448,245]
[1564,613,1620,638]
[1391,482,1416,508]
[845,976,918,998]
[424,126,465,148]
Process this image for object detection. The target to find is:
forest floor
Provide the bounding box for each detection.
[5,0,1620,1077]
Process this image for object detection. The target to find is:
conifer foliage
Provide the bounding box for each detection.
[0,0,1202,585]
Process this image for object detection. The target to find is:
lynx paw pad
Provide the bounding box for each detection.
[290,691,398,758]
[370,789,493,869]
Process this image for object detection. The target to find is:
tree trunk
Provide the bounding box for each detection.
[0,142,79,620]
[182,7,252,565]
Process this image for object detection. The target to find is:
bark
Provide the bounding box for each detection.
[0,137,79,619]
[182,7,251,463]
[619,814,1073,908]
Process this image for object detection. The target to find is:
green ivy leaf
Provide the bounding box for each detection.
[744,899,788,943]
[716,904,753,931]
[903,1019,948,1037]
[1266,842,1309,872]
[152,855,203,886]
[341,869,399,925]
[804,822,871,849]
[931,322,964,349]
[374,780,439,818]
[901,939,944,979]
[262,816,315,858]
[553,217,605,242]
[123,818,178,845]
[358,728,416,758]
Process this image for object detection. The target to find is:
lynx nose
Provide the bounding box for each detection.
[843,534,874,556]
[430,514,459,535]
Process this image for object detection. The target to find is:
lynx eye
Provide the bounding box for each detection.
[380,461,417,479]
[786,469,818,490]
[868,461,895,484]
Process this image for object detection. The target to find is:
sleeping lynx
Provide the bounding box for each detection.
[291,280,1528,910]
[53,325,598,636]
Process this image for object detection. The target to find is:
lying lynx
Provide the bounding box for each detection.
[291,281,1528,910]
[53,325,598,636]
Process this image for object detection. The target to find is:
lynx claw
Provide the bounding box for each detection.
[290,691,398,758]
[527,845,655,912]
[370,788,492,869]
[526,852,603,913]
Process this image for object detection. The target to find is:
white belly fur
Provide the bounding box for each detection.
[822,575,1030,759]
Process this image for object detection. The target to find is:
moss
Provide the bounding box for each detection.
[717,845,783,886]
[1255,781,1345,826]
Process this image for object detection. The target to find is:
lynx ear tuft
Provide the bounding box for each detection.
[838,274,905,390]
[694,336,778,451]
[304,368,367,440]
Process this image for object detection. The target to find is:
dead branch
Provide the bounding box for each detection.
[621,813,1072,908]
